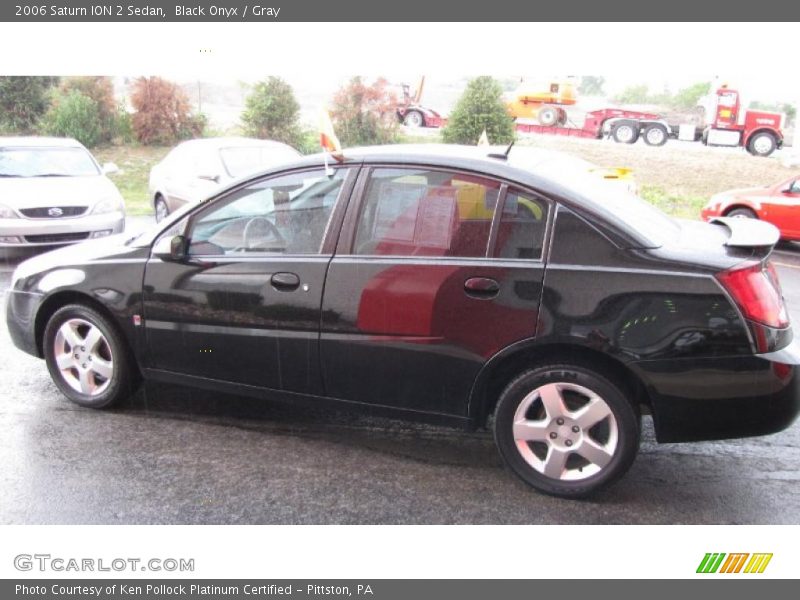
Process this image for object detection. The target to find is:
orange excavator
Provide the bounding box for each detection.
[505,80,578,125]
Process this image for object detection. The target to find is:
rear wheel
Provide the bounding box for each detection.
[537,106,559,126]
[643,123,669,146]
[43,304,139,409]
[611,121,640,144]
[403,110,424,128]
[493,364,640,497]
[726,207,758,219]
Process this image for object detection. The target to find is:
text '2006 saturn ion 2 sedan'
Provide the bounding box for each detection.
[6,145,800,497]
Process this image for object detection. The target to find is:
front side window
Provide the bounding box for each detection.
[354,168,500,258]
[187,168,347,256]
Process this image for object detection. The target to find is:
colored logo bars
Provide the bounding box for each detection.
[696,553,773,574]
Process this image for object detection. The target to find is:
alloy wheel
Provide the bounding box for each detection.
[512,382,618,481]
[53,318,114,396]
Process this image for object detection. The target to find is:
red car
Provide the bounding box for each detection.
[701,174,800,240]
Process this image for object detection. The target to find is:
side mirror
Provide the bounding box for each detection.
[198,173,220,183]
[152,234,188,262]
[102,162,119,175]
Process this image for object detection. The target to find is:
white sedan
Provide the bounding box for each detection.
[0,137,124,247]
[148,137,301,222]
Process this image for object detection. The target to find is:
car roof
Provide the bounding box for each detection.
[257,144,666,249]
[176,137,299,151]
[279,144,603,202]
[0,136,85,148]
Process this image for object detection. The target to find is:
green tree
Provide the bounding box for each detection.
[670,82,711,109]
[613,84,650,105]
[0,76,59,133]
[613,81,711,109]
[60,76,119,143]
[241,77,303,147]
[442,76,515,145]
[578,76,605,96]
[41,90,102,147]
[330,76,399,147]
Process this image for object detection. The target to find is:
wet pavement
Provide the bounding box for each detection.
[1,218,799,524]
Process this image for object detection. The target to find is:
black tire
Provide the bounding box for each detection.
[43,304,139,409]
[642,123,669,147]
[493,364,640,498]
[611,121,640,144]
[726,207,758,219]
[537,106,559,127]
[403,110,424,128]
[154,195,169,223]
[746,132,777,157]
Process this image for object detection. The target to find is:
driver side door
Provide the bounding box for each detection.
[142,166,355,395]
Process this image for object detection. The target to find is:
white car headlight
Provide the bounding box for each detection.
[0,203,19,219]
[91,197,124,215]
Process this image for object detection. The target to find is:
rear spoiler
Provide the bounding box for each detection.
[709,217,780,252]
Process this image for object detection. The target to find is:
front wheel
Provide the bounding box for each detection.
[43,304,139,409]
[154,195,169,223]
[493,364,640,497]
[726,207,758,219]
[747,132,777,157]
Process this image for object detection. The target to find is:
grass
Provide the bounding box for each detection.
[93,145,170,216]
[639,186,708,220]
[514,134,795,219]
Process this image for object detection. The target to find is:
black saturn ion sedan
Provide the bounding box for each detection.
[7,145,800,497]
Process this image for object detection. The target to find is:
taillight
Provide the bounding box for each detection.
[716,261,789,328]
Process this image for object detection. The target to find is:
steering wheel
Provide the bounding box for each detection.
[240,216,285,251]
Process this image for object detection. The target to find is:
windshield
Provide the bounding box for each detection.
[0,146,100,177]
[219,146,298,178]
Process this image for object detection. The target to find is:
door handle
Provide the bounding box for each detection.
[464,277,500,298]
[271,272,300,291]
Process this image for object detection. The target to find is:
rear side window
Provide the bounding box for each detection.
[354,168,500,258]
[493,189,548,260]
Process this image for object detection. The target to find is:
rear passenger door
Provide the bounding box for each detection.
[319,166,550,417]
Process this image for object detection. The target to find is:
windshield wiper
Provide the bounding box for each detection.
[0,174,21,177]
[33,173,70,177]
